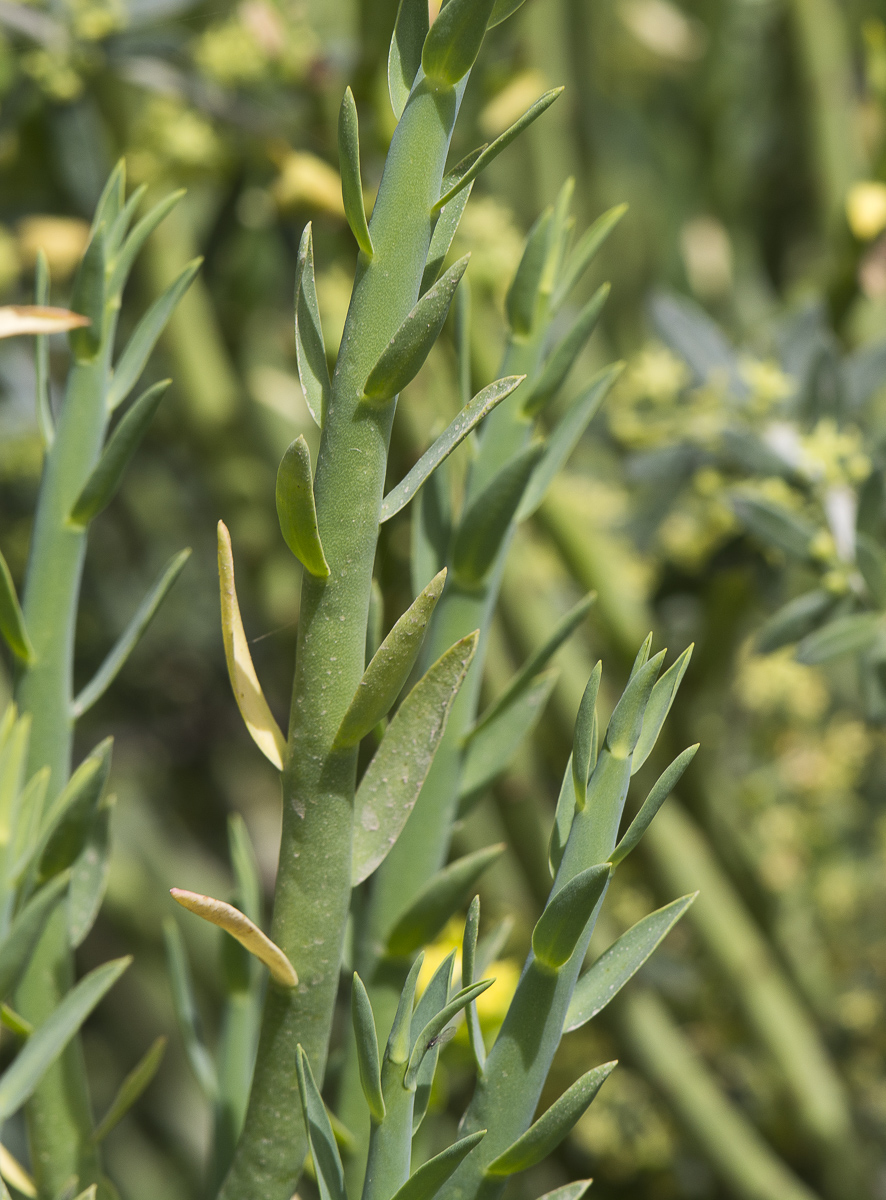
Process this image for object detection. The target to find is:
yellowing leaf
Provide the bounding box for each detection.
[217,522,287,770]
[0,1144,35,1198]
[0,306,90,339]
[170,889,297,987]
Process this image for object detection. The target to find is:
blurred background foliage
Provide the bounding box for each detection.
[1,0,886,1197]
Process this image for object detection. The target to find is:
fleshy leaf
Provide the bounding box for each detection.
[410,951,455,1132]
[0,873,69,999]
[110,190,185,297]
[380,377,524,523]
[92,1035,167,1142]
[389,0,429,119]
[506,207,553,337]
[337,570,446,748]
[294,224,329,429]
[352,632,478,884]
[0,957,130,1122]
[460,670,557,804]
[548,754,576,877]
[552,204,627,310]
[0,548,35,665]
[610,746,698,867]
[68,226,106,362]
[422,0,497,86]
[228,813,262,926]
[107,259,201,411]
[296,1046,347,1200]
[28,739,112,887]
[522,284,610,417]
[351,974,384,1122]
[604,652,664,760]
[405,979,494,1089]
[389,1131,486,1200]
[531,864,610,971]
[162,919,217,1099]
[171,888,297,987]
[452,443,544,586]
[632,644,693,773]
[563,895,696,1033]
[0,1143,35,1198]
[420,160,478,295]
[338,88,373,257]
[488,0,528,26]
[387,954,425,1064]
[364,257,469,402]
[461,896,485,1070]
[434,90,563,212]
[217,522,287,770]
[572,663,602,810]
[518,364,623,519]
[68,795,113,947]
[485,1062,617,1175]
[386,845,504,958]
[796,612,882,664]
[69,380,171,527]
[276,436,330,578]
[72,549,191,718]
[0,306,89,339]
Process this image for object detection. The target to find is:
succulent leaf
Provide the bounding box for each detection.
[460,670,557,805]
[611,745,698,868]
[68,793,114,948]
[405,979,493,1089]
[68,225,106,363]
[461,895,485,1070]
[552,204,627,310]
[421,0,497,86]
[0,873,69,999]
[572,663,602,810]
[388,0,429,119]
[91,1036,167,1143]
[531,864,610,971]
[452,443,544,587]
[276,436,330,578]
[352,974,385,1122]
[296,1047,347,1200]
[0,549,35,665]
[109,190,185,297]
[338,88,373,257]
[506,207,554,337]
[163,920,217,1099]
[170,888,297,987]
[632,644,693,773]
[522,284,610,417]
[604,652,664,760]
[388,1131,486,1200]
[548,753,576,876]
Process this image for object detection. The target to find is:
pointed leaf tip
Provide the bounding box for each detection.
[276,436,330,578]
[339,88,373,257]
[422,0,497,86]
[0,306,90,339]
[217,521,287,770]
[532,864,610,970]
[170,889,297,987]
[389,0,429,118]
[0,548,35,665]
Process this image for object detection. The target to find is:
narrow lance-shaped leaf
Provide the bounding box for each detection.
[228,813,262,926]
[796,612,882,664]
[72,548,191,718]
[522,283,610,417]
[109,189,185,297]
[632,644,693,773]
[552,204,628,311]
[170,889,297,987]
[296,1046,347,1200]
[455,274,472,406]
[352,632,478,884]
[69,225,106,362]
[422,0,497,86]
[276,436,330,578]
[410,951,455,1133]
[389,0,429,119]
[162,920,217,1099]
[0,956,130,1122]
[434,89,563,211]
[107,258,201,411]
[564,895,696,1033]
[108,182,147,263]
[518,363,624,520]
[405,979,494,1088]
[337,570,446,748]
[605,652,664,760]
[572,664,602,809]
[380,377,525,523]
[0,1143,35,1198]
[485,1062,617,1176]
[92,1035,167,1143]
[387,953,425,1064]
[386,845,504,958]
[364,256,469,402]
[295,223,330,429]
[91,161,125,243]
[217,522,287,770]
[507,207,553,337]
[68,793,114,948]
[452,443,544,587]
[548,754,575,877]
[756,590,836,655]
[33,251,53,447]
[630,633,654,678]
[488,0,528,26]
[70,379,171,527]
[351,974,384,1122]
[461,896,485,1070]
[28,738,112,887]
[338,88,373,257]
[532,864,610,971]
[475,594,595,735]
[459,670,557,806]
[421,163,478,296]
[0,872,69,999]
[389,1131,486,1200]
[610,746,698,868]
[0,549,34,665]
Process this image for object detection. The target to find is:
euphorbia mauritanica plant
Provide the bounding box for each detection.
[0,2,699,1199]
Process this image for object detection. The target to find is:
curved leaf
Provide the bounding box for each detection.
[531,864,610,971]
[276,436,330,578]
[389,0,429,119]
[170,888,297,987]
[338,88,373,257]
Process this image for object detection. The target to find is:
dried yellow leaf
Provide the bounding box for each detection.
[0,306,90,339]
[170,888,298,987]
[217,521,287,770]
[0,1143,36,1198]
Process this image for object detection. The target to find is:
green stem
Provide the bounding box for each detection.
[219,76,465,1200]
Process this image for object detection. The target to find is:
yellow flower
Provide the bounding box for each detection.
[846,181,886,240]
